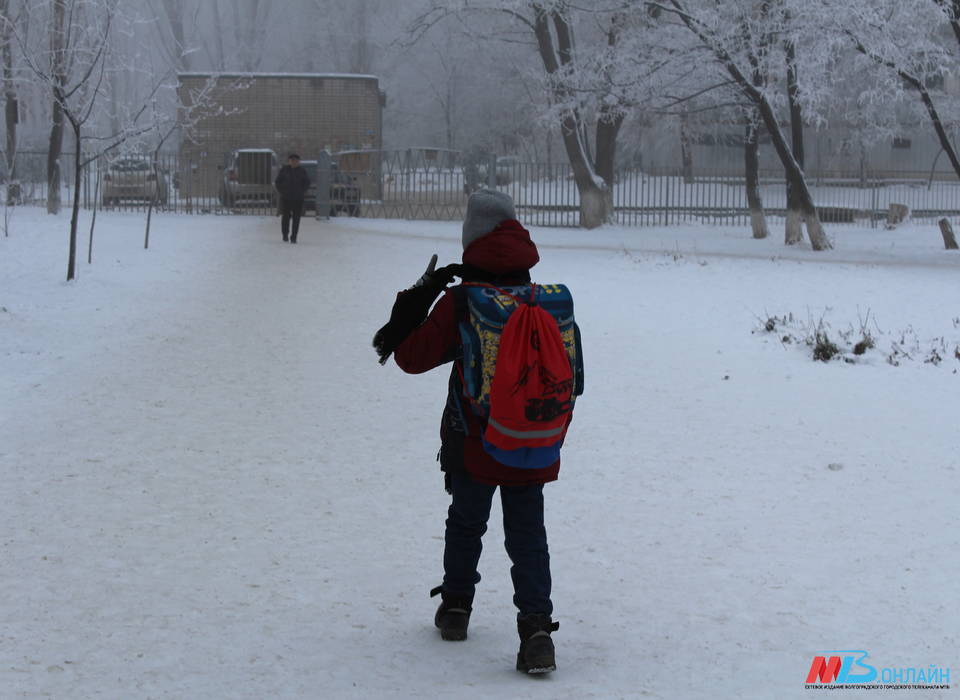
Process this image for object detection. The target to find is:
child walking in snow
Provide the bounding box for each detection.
[373,190,582,674]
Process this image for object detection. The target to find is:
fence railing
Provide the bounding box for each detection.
[3,150,960,228]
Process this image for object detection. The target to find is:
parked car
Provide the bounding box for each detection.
[102,157,168,206]
[462,153,522,193]
[495,155,522,185]
[219,149,278,207]
[290,159,361,217]
[329,165,361,216]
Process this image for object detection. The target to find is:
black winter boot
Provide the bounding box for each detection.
[516,614,559,674]
[430,586,473,641]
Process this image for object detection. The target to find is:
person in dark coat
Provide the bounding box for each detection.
[274,153,310,243]
[373,190,563,675]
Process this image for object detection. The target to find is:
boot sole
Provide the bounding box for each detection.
[524,665,556,674]
[517,655,556,674]
[440,629,468,641]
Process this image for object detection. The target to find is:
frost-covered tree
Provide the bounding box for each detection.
[410,1,639,228]
[837,0,960,181]
[192,0,275,73]
[22,0,117,274]
[15,0,168,279]
[146,0,200,72]
[0,0,25,208]
[310,0,386,74]
[644,0,833,250]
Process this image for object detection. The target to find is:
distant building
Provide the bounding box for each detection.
[176,72,384,200]
[639,124,958,180]
[635,73,960,180]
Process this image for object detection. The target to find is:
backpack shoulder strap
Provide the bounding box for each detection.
[451,284,469,318]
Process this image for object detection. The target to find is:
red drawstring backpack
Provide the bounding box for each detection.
[457,283,583,469]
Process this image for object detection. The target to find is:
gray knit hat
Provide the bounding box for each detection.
[462,189,516,250]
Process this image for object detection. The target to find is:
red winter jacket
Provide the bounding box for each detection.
[394,220,560,486]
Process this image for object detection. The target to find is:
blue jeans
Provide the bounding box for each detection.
[443,471,553,616]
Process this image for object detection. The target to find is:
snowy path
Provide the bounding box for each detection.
[2,212,958,699]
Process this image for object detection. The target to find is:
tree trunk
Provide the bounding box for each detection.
[595,110,622,189]
[565,135,611,227]
[144,148,163,249]
[47,109,64,214]
[211,0,226,71]
[914,84,960,181]
[945,0,960,47]
[754,95,831,250]
[4,94,16,201]
[443,75,454,150]
[144,192,154,249]
[67,123,81,281]
[1,0,17,205]
[742,12,770,241]
[47,0,67,215]
[744,118,768,239]
[579,185,609,229]
[858,139,868,187]
[594,109,622,224]
[679,112,694,184]
[351,0,371,73]
[231,0,245,70]
[785,40,805,245]
[939,218,959,249]
[594,12,623,196]
[160,0,189,70]
[801,202,828,249]
[531,6,612,228]
[88,165,99,264]
[784,207,804,245]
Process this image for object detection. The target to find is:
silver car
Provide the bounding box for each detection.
[219,149,278,207]
[102,158,168,206]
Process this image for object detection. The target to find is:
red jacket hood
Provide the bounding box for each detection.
[462,220,539,275]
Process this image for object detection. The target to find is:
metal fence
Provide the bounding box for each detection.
[4,150,960,228]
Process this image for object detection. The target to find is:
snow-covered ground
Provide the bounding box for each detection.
[1,209,958,699]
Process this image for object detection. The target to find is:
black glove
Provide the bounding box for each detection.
[373,255,463,365]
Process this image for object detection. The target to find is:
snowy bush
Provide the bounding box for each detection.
[754,309,959,368]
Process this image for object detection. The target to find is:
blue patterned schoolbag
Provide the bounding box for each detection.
[456,282,584,469]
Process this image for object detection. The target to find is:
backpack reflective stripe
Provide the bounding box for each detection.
[487,417,566,440]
